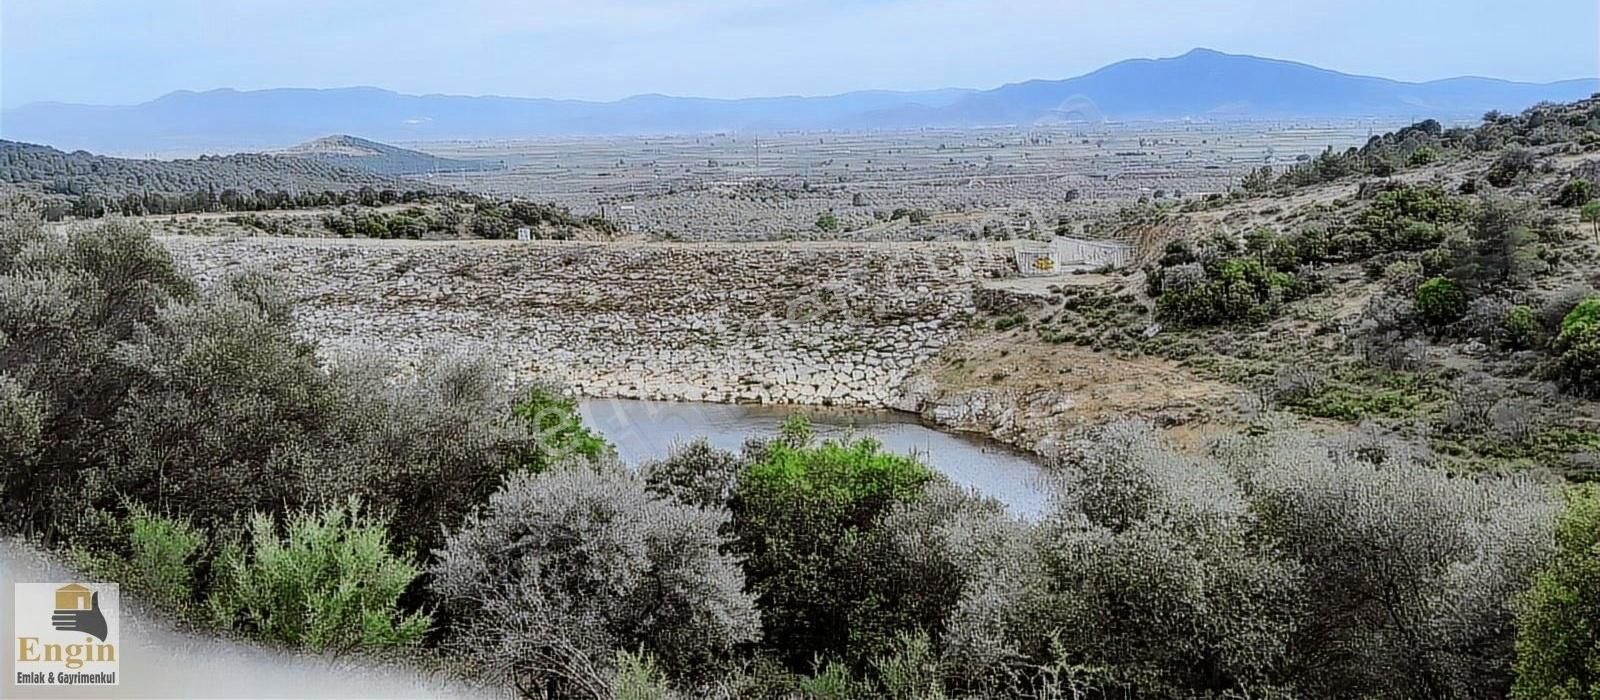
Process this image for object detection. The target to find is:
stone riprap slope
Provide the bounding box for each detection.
[165,237,1014,407]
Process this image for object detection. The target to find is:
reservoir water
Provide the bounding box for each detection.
[579,398,1053,517]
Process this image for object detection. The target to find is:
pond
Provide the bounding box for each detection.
[579,398,1053,517]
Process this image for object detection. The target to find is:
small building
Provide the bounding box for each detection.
[55,583,92,610]
[516,227,532,241]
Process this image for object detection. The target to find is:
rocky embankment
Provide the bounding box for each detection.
[166,236,1015,409]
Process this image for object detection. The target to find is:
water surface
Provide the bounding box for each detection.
[579,398,1052,517]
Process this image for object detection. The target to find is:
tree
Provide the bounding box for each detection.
[1450,197,1538,293]
[1581,201,1600,247]
[1552,298,1600,397]
[431,466,758,698]
[731,425,934,668]
[1513,487,1600,699]
[1554,179,1595,208]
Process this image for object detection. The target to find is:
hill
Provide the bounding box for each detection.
[0,139,423,199]
[276,134,498,176]
[3,49,1593,152]
[950,97,1600,477]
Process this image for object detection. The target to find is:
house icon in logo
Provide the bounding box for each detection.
[55,583,93,611]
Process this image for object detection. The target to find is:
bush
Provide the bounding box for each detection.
[72,506,205,614]
[0,218,197,535]
[641,438,743,510]
[1503,304,1542,349]
[1552,298,1600,396]
[208,500,431,652]
[1156,258,1298,326]
[1553,179,1595,207]
[732,427,935,668]
[0,216,542,547]
[614,650,673,700]
[1487,148,1536,187]
[432,466,758,698]
[1513,487,1600,698]
[1356,185,1467,253]
[1416,276,1469,327]
[946,423,1300,697]
[512,384,611,472]
[1223,430,1559,698]
[871,631,945,700]
[325,358,540,553]
[845,481,1008,666]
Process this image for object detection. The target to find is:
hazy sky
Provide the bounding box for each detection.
[3,0,1597,108]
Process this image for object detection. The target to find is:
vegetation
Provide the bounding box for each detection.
[1513,487,1600,699]
[1553,298,1600,396]
[0,138,405,198]
[731,424,936,667]
[7,96,1600,698]
[431,465,758,698]
[208,501,431,652]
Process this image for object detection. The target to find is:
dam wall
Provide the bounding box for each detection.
[166,237,1015,408]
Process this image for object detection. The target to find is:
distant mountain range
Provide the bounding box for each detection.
[275,134,498,176]
[3,49,1595,154]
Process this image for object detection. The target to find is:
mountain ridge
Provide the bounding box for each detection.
[3,48,1595,153]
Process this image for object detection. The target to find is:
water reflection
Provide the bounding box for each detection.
[579,399,1052,517]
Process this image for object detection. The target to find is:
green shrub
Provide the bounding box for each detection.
[733,432,934,667]
[872,631,946,700]
[1409,146,1439,166]
[72,506,205,614]
[513,385,611,471]
[1503,305,1541,349]
[1513,487,1600,699]
[1553,299,1600,396]
[207,500,430,652]
[798,659,863,700]
[1156,258,1297,326]
[1416,277,1469,327]
[614,650,672,700]
[992,313,1028,331]
[1356,185,1469,253]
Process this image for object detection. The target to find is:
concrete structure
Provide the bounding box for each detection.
[1013,237,1133,276]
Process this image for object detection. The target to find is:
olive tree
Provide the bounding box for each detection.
[1220,429,1560,698]
[945,422,1300,697]
[430,465,758,698]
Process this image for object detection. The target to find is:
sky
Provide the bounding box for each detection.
[2,0,1597,108]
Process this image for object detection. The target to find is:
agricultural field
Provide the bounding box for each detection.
[407,119,1396,240]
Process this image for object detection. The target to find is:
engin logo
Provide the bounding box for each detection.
[13,582,120,686]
